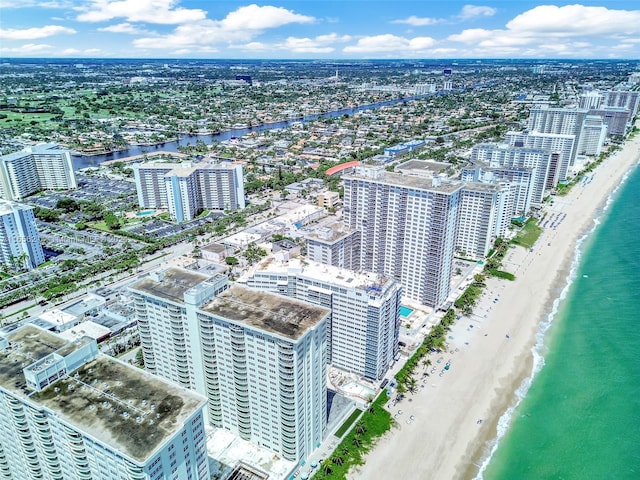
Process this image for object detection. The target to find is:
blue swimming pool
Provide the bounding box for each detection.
[135,209,154,217]
[399,306,414,318]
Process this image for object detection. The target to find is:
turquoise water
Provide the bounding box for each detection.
[135,209,154,217]
[399,306,414,317]
[483,162,640,479]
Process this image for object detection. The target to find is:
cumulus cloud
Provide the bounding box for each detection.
[98,23,149,34]
[391,15,441,27]
[133,4,315,50]
[0,0,73,8]
[0,25,76,40]
[343,34,436,54]
[76,0,207,24]
[0,43,54,54]
[448,4,640,55]
[276,33,351,54]
[458,5,496,20]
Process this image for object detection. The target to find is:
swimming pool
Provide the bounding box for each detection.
[135,209,154,217]
[399,306,414,318]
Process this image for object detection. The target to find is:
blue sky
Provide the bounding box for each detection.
[1,1,639,59]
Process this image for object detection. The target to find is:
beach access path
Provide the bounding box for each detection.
[350,133,640,480]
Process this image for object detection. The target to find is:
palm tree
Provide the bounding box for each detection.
[355,422,366,435]
[332,455,344,466]
[422,358,432,369]
[352,437,362,448]
[406,377,418,395]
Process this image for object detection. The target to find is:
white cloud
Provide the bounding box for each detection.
[392,15,441,27]
[343,34,436,54]
[279,34,350,54]
[0,43,54,54]
[76,0,207,24]
[61,48,80,54]
[447,4,640,55]
[98,23,149,34]
[458,5,496,20]
[133,4,315,50]
[0,1,73,8]
[0,25,76,40]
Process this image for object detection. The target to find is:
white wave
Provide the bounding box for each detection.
[473,159,640,479]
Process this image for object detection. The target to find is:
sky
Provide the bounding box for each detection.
[1,1,639,59]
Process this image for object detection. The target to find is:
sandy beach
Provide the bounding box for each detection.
[350,133,640,480]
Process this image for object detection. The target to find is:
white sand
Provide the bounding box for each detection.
[350,134,640,480]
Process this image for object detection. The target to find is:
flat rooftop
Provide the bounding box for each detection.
[0,325,205,463]
[345,168,462,194]
[248,257,391,292]
[129,267,209,304]
[396,159,451,175]
[201,284,328,340]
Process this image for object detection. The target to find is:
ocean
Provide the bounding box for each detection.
[480,160,640,480]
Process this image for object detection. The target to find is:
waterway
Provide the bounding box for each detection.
[70,84,491,170]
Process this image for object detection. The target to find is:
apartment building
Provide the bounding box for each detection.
[133,162,245,222]
[471,143,551,205]
[197,285,329,462]
[130,268,328,463]
[0,144,77,201]
[456,183,511,258]
[0,200,45,270]
[0,325,209,480]
[577,115,608,156]
[343,167,461,307]
[506,131,575,184]
[305,223,360,270]
[242,257,402,380]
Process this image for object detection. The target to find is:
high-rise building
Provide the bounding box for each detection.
[578,91,604,110]
[133,162,245,222]
[130,269,329,463]
[197,285,328,462]
[343,167,461,307]
[577,115,608,156]
[0,325,209,480]
[305,223,360,270]
[527,105,587,137]
[0,144,77,200]
[471,143,554,205]
[505,131,575,184]
[587,107,632,137]
[128,269,229,390]
[602,89,640,117]
[242,257,402,380]
[0,200,45,270]
[456,183,512,258]
[461,164,534,217]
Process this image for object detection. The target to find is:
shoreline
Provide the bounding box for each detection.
[350,132,640,480]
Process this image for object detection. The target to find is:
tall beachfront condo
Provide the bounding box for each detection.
[0,144,77,201]
[0,325,209,480]
[129,267,328,463]
[305,222,361,270]
[602,89,640,117]
[471,143,552,206]
[0,200,45,270]
[586,107,632,137]
[578,91,604,110]
[527,105,588,137]
[197,285,329,462]
[506,131,576,184]
[241,257,402,380]
[456,183,512,258]
[343,167,461,307]
[461,164,534,218]
[128,268,229,390]
[133,162,245,222]
[577,116,608,156]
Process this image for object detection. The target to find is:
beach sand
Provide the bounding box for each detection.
[349,133,640,480]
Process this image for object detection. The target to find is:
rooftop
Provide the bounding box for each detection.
[129,267,210,304]
[0,325,206,463]
[395,159,451,176]
[201,284,328,340]
[345,167,462,194]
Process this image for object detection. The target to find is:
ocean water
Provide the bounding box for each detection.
[481,161,640,480]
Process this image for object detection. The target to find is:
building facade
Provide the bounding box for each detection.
[0,200,45,270]
[133,162,245,222]
[0,325,209,480]
[343,167,461,307]
[305,225,360,270]
[242,258,402,380]
[0,144,77,201]
[505,131,575,184]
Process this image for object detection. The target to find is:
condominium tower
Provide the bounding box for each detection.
[0,200,45,270]
[133,162,245,222]
[130,268,329,463]
[0,325,209,480]
[242,257,402,380]
[343,167,461,307]
[0,144,77,200]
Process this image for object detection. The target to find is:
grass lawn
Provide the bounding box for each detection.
[510,218,543,249]
[334,409,363,438]
[312,393,393,479]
